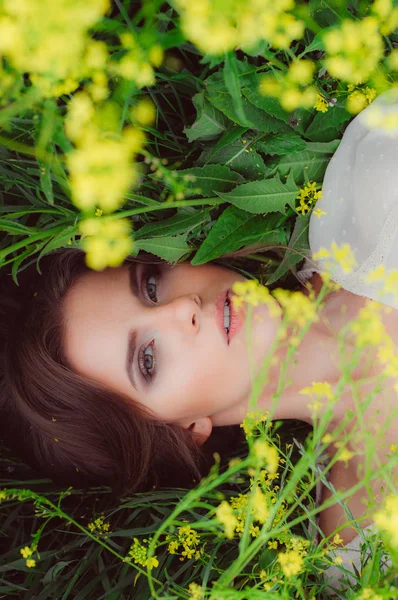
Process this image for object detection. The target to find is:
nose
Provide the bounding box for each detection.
[158,293,202,335]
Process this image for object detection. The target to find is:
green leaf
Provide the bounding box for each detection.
[265,213,311,285]
[134,209,211,240]
[205,70,292,133]
[198,141,271,180]
[223,53,251,126]
[305,105,352,142]
[254,133,307,156]
[298,31,325,57]
[184,91,229,142]
[134,234,192,264]
[241,75,293,124]
[37,225,77,264]
[268,141,339,185]
[191,205,286,265]
[206,125,249,162]
[215,172,298,215]
[175,165,243,198]
[0,219,38,235]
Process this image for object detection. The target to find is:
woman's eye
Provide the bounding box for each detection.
[138,339,156,380]
[142,266,160,303]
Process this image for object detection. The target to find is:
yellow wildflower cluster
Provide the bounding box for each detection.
[298,380,335,417]
[87,513,111,535]
[356,588,384,600]
[361,101,398,133]
[218,480,287,541]
[166,524,202,560]
[65,91,146,214]
[365,264,398,304]
[346,84,377,114]
[312,241,358,275]
[372,493,398,550]
[231,279,282,319]
[272,288,320,329]
[240,410,272,438]
[260,59,317,112]
[372,0,398,35]
[215,500,239,539]
[126,537,159,569]
[314,94,329,113]
[276,549,305,578]
[187,582,203,600]
[0,0,110,99]
[252,438,279,474]
[110,32,163,88]
[20,546,36,568]
[296,181,322,215]
[173,0,304,55]
[323,17,384,84]
[79,217,133,271]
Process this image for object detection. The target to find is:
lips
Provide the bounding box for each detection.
[215,289,244,345]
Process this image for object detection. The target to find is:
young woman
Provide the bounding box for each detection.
[1,89,397,591]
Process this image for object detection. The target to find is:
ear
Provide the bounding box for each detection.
[184,416,213,445]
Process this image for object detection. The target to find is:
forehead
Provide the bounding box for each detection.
[65,266,129,314]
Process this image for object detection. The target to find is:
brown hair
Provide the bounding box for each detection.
[0,243,312,496]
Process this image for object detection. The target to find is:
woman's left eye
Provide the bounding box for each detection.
[141,265,161,303]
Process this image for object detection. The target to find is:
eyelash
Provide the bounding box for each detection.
[138,265,161,381]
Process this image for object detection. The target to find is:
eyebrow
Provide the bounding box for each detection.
[126,263,140,391]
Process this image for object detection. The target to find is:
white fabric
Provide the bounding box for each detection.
[297,88,398,309]
[296,89,398,591]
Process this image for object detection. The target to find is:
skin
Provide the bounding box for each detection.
[63,260,398,544]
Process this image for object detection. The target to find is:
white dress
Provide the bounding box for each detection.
[296,89,398,593]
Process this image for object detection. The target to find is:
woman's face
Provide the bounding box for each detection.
[63,261,282,433]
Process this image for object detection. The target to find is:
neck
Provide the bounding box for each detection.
[211,281,363,428]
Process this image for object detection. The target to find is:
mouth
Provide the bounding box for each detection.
[215,289,244,345]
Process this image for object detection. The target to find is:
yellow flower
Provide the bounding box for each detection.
[287,60,315,85]
[232,279,282,318]
[277,549,304,578]
[372,494,398,550]
[334,555,343,565]
[0,0,110,94]
[372,0,398,35]
[26,559,36,568]
[187,583,203,600]
[314,93,329,113]
[252,486,270,524]
[20,546,32,559]
[312,207,327,218]
[323,17,383,84]
[130,98,156,126]
[173,0,304,54]
[272,288,319,329]
[253,439,279,474]
[215,500,238,539]
[79,217,133,271]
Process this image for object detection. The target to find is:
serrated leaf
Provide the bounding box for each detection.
[268,142,338,185]
[223,53,250,126]
[184,91,229,142]
[198,141,271,180]
[205,70,292,133]
[175,165,243,198]
[134,234,191,264]
[305,105,352,141]
[265,213,311,285]
[298,32,325,57]
[206,125,249,162]
[215,174,298,214]
[254,133,307,156]
[191,205,286,265]
[241,75,293,124]
[134,209,211,240]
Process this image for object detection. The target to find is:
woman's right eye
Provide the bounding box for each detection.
[141,265,161,304]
